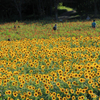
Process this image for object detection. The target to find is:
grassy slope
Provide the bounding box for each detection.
[58,6,73,12]
[0,19,100,42]
[57,2,74,11]
[0,5,100,41]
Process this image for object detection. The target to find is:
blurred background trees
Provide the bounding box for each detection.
[0,0,100,21]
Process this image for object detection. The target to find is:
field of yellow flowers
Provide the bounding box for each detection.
[0,19,100,100]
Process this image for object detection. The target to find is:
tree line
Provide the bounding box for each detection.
[0,0,100,21]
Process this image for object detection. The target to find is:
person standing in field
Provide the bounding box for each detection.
[92,20,96,28]
[53,24,57,30]
[8,39,10,41]
[86,15,90,20]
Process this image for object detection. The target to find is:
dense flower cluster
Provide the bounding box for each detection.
[0,36,100,100]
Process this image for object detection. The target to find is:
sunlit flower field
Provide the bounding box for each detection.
[0,19,100,100]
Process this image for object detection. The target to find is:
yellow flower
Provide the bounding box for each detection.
[81,89,86,94]
[57,93,60,98]
[27,91,32,96]
[12,82,15,86]
[88,80,93,84]
[7,97,10,100]
[72,96,75,100]
[76,91,80,95]
[18,76,22,80]
[58,69,63,74]
[13,92,18,97]
[80,96,84,99]
[28,59,32,64]
[34,92,38,97]
[46,62,50,67]
[28,86,32,90]
[64,91,68,95]
[5,91,8,95]
[38,92,42,96]
[7,90,11,95]
[84,74,89,79]
[73,73,78,78]
[79,78,85,83]
[21,80,25,84]
[70,89,74,94]
[60,88,65,92]
[84,86,88,90]
[52,96,56,100]
[91,93,97,98]
[13,71,19,75]
[88,90,93,94]
[78,96,82,100]
[32,78,35,81]
[26,98,30,100]
[29,70,33,73]
[50,85,53,89]
[56,82,60,87]
[35,80,39,84]
[30,63,34,67]
[49,57,53,62]
[66,81,71,85]
[52,55,57,60]
[45,90,49,94]
[66,94,70,99]
[34,64,38,68]
[41,65,45,69]
[20,84,23,88]
[32,86,35,90]
[45,85,49,90]
[21,95,25,99]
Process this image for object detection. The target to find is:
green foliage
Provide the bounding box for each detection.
[0,0,100,21]
[15,20,18,24]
